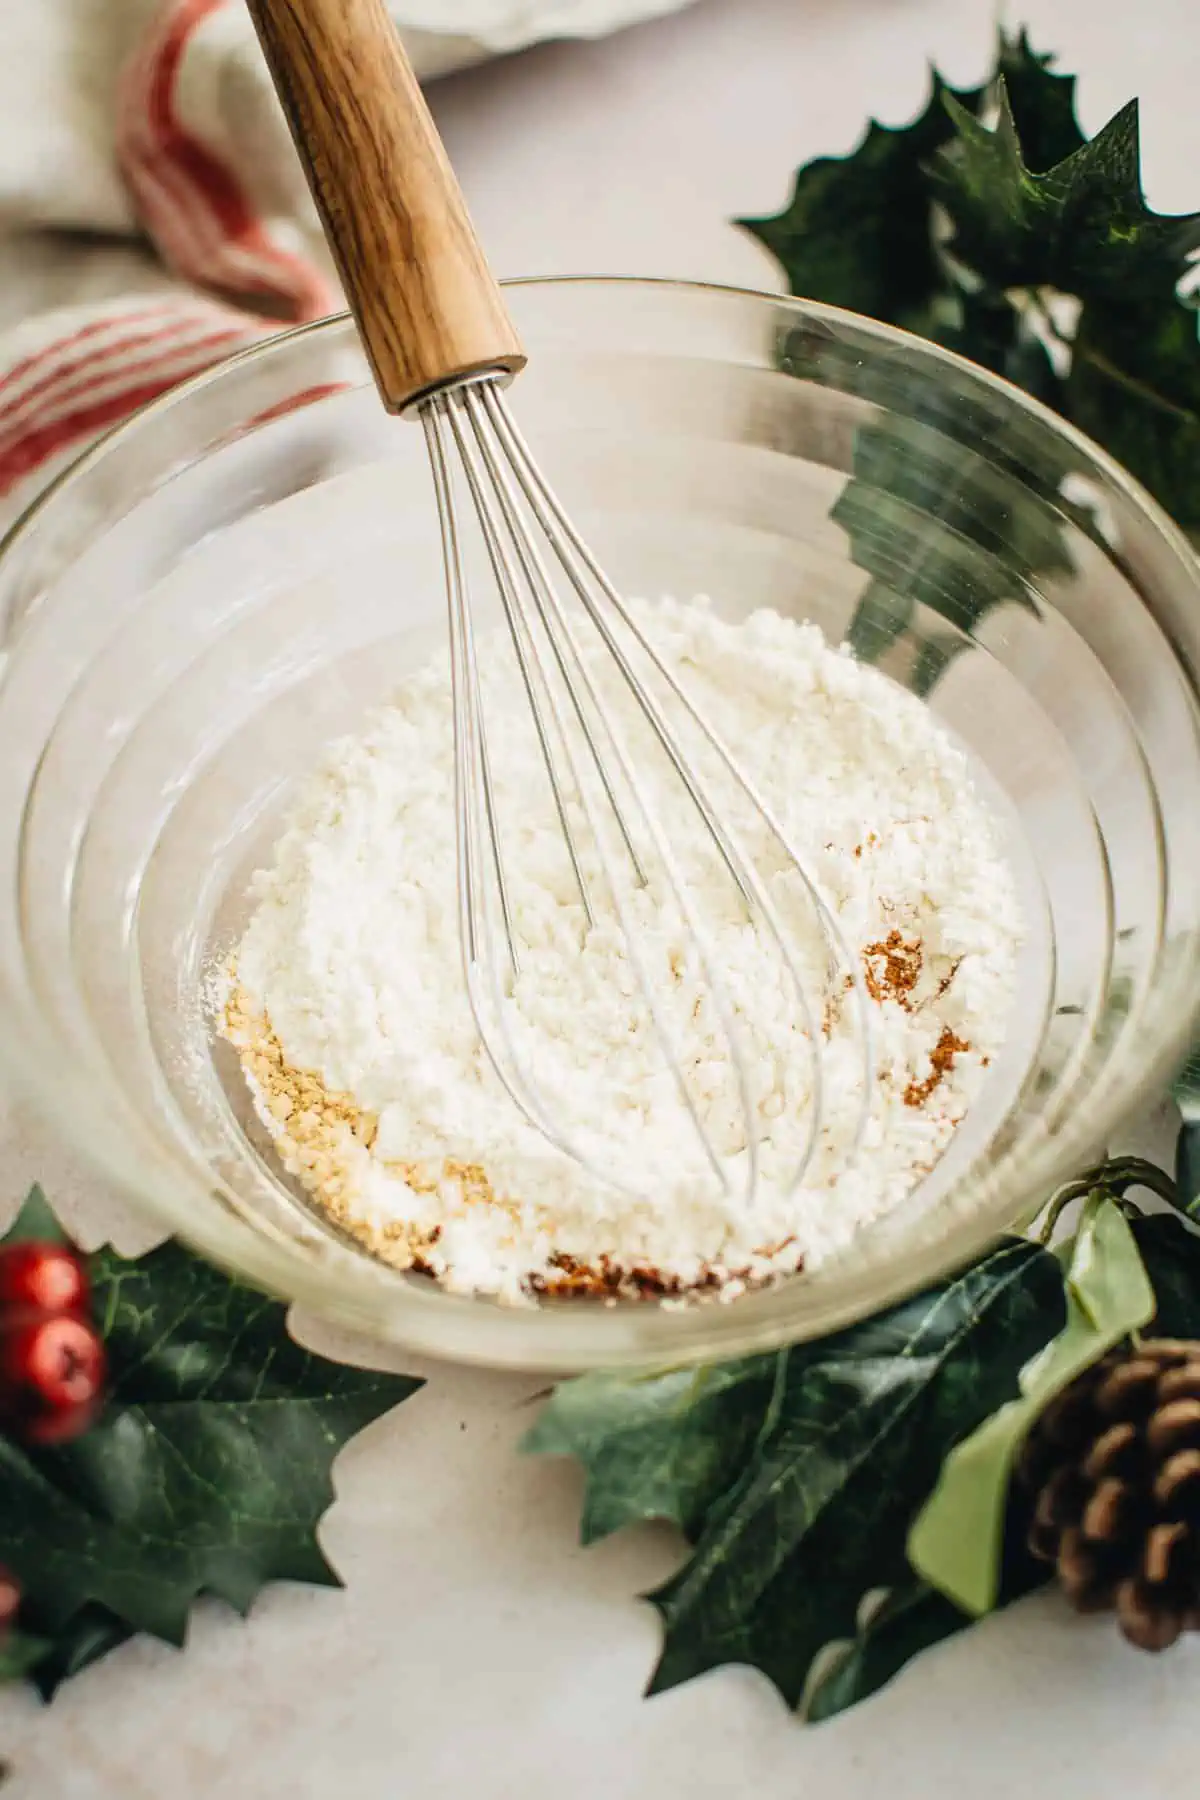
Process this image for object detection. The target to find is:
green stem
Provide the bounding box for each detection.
[1035,1156,1178,1244]
[1035,1178,1093,1245]
[1071,339,1198,425]
[1092,1157,1180,1208]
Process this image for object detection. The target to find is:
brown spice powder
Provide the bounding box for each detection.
[225,983,425,1272]
[223,985,688,1296]
[863,929,923,1008]
[224,984,802,1302]
[903,1026,969,1108]
[530,1246,799,1302]
[225,955,968,1300]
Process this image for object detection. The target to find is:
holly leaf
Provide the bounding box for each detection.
[739,68,980,332]
[752,35,1090,679]
[25,1605,129,1701]
[0,1432,191,1644]
[804,1498,1053,1725]
[1177,1126,1200,1224]
[55,1234,423,1615]
[753,29,1200,689]
[741,31,1087,333]
[907,1193,1154,1613]
[0,1189,421,1692]
[639,1239,1064,1707]
[524,1354,784,1544]
[1067,293,1200,533]
[803,1582,968,1723]
[934,90,1200,307]
[995,28,1086,174]
[834,404,1072,675]
[932,74,1200,532]
[1130,1210,1200,1336]
[1172,1047,1200,1220]
[777,300,1084,683]
[0,1186,67,1247]
[920,29,1086,392]
[0,1631,51,1685]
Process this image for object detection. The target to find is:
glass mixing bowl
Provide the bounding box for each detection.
[2,277,1199,1371]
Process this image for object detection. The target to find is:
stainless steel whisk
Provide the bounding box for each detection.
[247,0,873,1207]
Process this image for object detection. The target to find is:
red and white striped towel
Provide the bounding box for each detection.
[0,0,700,529]
[0,0,342,528]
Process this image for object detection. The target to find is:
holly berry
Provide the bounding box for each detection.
[0,1240,89,1318]
[0,1312,106,1445]
[0,1566,20,1637]
[0,1237,106,1446]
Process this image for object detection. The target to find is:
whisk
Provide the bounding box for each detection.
[246,0,872,1209]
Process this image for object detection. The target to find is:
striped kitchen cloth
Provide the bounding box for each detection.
[0,0,341,530]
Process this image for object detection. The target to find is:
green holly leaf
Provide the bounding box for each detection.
[831,325,1088,682]
[902,32,1084,391]
[638,1239,1064,1707]
[1066,294,1200,533]
[1130,1210,1200,1335]
[62,1234,422,1615]
[930,73,1200,532]
[0,1431,190,1644]
[934,90,1200,307]
[995,29,1086,173]
[803,1582,967,1722]
[752,30,1200,687]
[741,32,1085,334]
[530,1239,1065,1717]
[0,1188,421,1693]
[1177,1128,1200,1224]
[0,1187,67,1247]
[929,286,1066,404]
[0,1631,51,1685]
[907,1193,1154,1613]
[834,403,1072,675]
[1172,1047,1200,1220]
[804,1496,1054,1726]
[24,1605,129,1701]
[524,1354,784,1544]
[739,68,980,332]
[752,35,1089,680]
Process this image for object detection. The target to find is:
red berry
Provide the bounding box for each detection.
[0,1313,106,1445]
[0,1241,89,1319]
[0,1566,19,1636]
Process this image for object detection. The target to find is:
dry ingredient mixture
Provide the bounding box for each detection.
[220,597,1023,1305]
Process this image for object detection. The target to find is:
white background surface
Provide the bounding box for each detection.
[1,0,1199,1793]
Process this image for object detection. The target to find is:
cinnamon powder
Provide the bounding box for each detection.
[904,1026,970,1108]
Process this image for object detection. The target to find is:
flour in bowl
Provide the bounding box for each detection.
[221,597,1023,1304]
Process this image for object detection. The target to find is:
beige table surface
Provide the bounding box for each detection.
[1,0,1199,1792]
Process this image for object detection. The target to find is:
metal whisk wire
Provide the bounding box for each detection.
[423,388,754,1200]
[421,377,875,1208]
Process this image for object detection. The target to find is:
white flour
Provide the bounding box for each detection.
[223,597,1023,1304]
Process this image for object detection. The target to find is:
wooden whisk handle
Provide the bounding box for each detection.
[244,0,526,412]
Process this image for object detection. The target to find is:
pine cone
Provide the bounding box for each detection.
[1017,1339,1200,1651]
